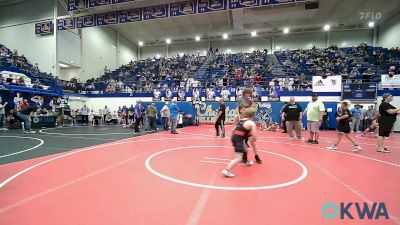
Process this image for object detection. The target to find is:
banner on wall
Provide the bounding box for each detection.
[118,8,142,23]
[312,75,342,92]
[170,0,196,17]
[229,0,259,9]
[76,15,97,28]
[57,18,76,30]
[143,5,169,20]
[381,74,400,88]
[195,101,280,124]
[198,0,227,13]
[35,21,54,35]
[96,11,118,25]
[88,0,111,8]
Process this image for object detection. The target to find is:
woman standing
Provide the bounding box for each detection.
[377,93,400,153]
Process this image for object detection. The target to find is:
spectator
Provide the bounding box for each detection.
[364,105,376,129]
[350,105,362,132]
[14,105,39,134]
[81,105,90,125]
[349,67,360,83]
[362,68,374,82]
[20,99,29,110]
[304,93,325,144]
[281,97,304,140]
[146,103,158,131]
[0,99,7,130]
[161,102,170,131]
[169,99,179,134]
[134,100,142,133]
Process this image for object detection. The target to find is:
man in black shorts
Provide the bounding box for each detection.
[215,99,226,138]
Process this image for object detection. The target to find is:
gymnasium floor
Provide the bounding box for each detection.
[0,125,399,225]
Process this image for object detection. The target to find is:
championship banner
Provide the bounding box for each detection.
[170,0,196,17]
[35,21,54,35]
[312,75,342,92]
[68,0,87,11]
[198,0,227,13]
[112,0,134,3]
[381,74,400,88]
[96,11,118,26]
[76,15,97,28]
[118,8,142,23]
[261,0,295,5]
[57,18,76,30]
[88,0,110,8]
[143,5,169,20]
[229,0,259,9]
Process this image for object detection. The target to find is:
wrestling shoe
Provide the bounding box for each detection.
[222,169,235,178]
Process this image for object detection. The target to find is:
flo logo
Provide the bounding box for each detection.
[322,202,389,220]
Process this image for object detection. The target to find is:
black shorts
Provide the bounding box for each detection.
[232,140,246,153]
[337,124,350,134]
[379,122,394,137]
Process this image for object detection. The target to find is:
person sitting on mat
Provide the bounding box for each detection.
[361,116,379,137]
[326,100,362,152]
[222,107,258,178]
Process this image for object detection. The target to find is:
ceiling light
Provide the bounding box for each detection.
[222,33,228,39]
[166,39,171,44]
[138,41,144,46]
[323,24,330,31]
[283,27,289,34]
[195,36,201,41]
[368,21,375,28]
[59,63,69,68]
[251,31,257,37]
[227,49,232,53]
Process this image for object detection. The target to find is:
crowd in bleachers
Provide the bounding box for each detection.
[0,44,57,89]
[276,43,400,84]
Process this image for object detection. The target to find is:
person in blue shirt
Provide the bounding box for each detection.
[134,100,142,133]
[350,105,362,132]
[169,99,179,134]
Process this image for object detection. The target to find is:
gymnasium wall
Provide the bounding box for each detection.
[0,0,55,74]
[140,29,374,59]
[378,12,400,48]
[58,26,138,81]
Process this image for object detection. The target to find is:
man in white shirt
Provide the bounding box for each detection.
[160,102,170,131]
[207,88,215,100]
[220,88,230,100]
[102,106,110,124]
[13,92,23,110]
[81,105,90,125]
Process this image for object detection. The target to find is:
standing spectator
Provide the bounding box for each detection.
[281,97,304,141]
[359,105,366,131]
[146,103,158,131]
[320,109,330,130]
[81,105,90,125]
[304,93,325,144]
[134,100,142,133]
[215,99,226,138]
[169,99,179,134]
[364,105,376,129]
[160,102,170,131]
[292,75,300,91]
[377,93,400,153]
[350,105,361,132]
[13,92,23,110]
[280,102,288,133]
[102,106,110,124]
[0,99,7,130]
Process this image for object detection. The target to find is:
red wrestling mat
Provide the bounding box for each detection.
[0,126,399,225]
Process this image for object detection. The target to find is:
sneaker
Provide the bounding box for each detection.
[326,145,337,150]
[245,160,254,166]
[377,148,390,153]
[298,137,306,141]
[306,139,313,143]
[222,169,235,177]
[289,137,294,141]
[311,140,319,144]
[255,155,262,164]
[351,145,362,152]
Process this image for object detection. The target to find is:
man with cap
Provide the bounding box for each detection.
[160,102,170,131]
[377,93,400,153]
[304,93,325,144]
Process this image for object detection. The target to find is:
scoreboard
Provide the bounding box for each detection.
[342,83,377,100]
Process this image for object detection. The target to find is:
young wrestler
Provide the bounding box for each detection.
[326,101,362,152]
[233,88,262,164]
[222,107,258,178]
[361,116,379,137]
